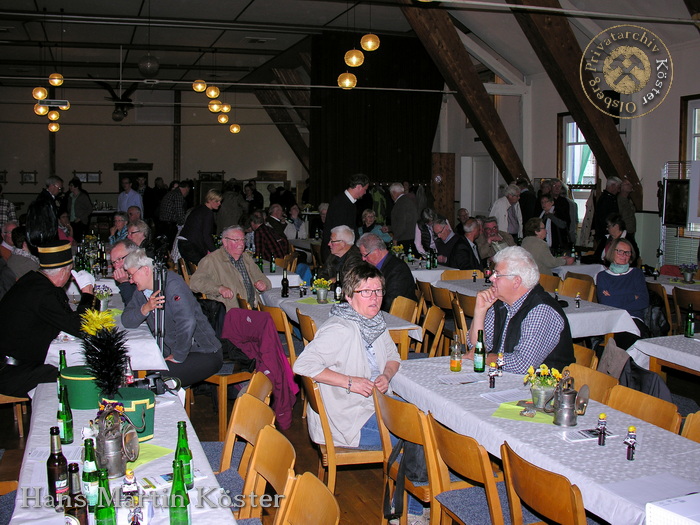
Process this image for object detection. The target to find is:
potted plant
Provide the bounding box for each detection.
[391,244,405,258]
[94,285,113,311]
[679,263,698,283]
[523,364,562,409]
[313,278,332,304]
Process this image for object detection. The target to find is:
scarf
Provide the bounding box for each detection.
[331,301,386,346]
[609,263,630,274]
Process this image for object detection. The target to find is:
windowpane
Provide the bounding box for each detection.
[694,107,700,135]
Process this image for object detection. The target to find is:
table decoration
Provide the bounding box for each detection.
[523,364,562,409]
[391,244,405,258]
[94,284,113,311]
[313,277,332,303]
[679,263,697,284]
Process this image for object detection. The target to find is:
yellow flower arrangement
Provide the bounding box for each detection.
[391,244,404,255]
[80,309,117,336]
[313,278,332,290]
[523,364,562,388]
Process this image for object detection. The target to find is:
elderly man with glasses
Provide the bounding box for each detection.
[108,212,129,244]
[475,216,516,263]
[357,233,415,311]
[110,239,139,305]
[190,225,271,310]
[319,225,362,281]
[466,246,574,373]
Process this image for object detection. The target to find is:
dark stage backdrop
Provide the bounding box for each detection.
[309,32,444,204]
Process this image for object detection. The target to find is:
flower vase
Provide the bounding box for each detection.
[530,385,555,410]
[317,288,329,304]
[684,272,694,283]
[99,298,110,311]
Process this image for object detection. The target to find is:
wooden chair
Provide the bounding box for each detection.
[430,284,457,353]
[501,441,587,525]
[681,411,700,443]
[563,363,618,403]
[311,242,322,270]
[178,257,191,286]
[389,296,418,324]
[200,362,255,441]
[0,394,28,438]
[539,273,560,293]
[573,344,598,370]
[451,299,468,345]
[646,281,673,336]
[416,280,433,318]
[275,471,340,525]
[456,292,476,320]
[565,271,595,286]
[296,308,318,345]
[606,385,682,433]
[236,424,296,519]
[441,269,484,280]
[246,370,273,405]
[559,276,595,303]
[671,287,700,335]
[285,252,298,273]
[301,377,383,494]
[274,257,285,270]
[260,304,298,365]
[236,294,253,310]
[414,305,445,358]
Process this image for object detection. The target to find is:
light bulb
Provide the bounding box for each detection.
[337,72,357,90]
[34,104,49,116]
[208,100,222,112]
[344,49,364,67]
[218,114,229,124]
[229,123,241,134]
[221,103,231,113]
[59,101,70,110]
[47,110,60,121]
[192,80,207,92]
[206,85,220,99]
[32,86,48,100]
[48,122,60,132]
[361,33,380,52]
[49,73,64,86]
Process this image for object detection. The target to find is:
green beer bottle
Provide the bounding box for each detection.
[95,469,116,525]
[58,385,74,444]
[82,438,99,513]
[473,330,486,373]
[685,304,695,338]
[58,349,67,396]
[175,421,194,490]
[169,459,191,525]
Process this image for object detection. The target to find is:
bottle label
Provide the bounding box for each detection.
[83,479,99,506]
[183,459,193,485]
[474,354,485,371]
[65,516,81,525]
[58,420,65,439]
[55,477,69,495]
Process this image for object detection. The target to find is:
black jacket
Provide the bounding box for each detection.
[321,191,357,260]
[379,254,417,312]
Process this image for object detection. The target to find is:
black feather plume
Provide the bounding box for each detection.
[82,327,129,398]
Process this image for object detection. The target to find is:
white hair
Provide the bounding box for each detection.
[606,177,622,189]
[504,184,521,197]
[123,248,153,271]
[492,246,539,289]
[331,225,355,245]
[389,182,404,195]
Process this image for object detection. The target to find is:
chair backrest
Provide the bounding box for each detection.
[682,411,700,443]
[565,272,595,285]
[646,281,672,336]
[501,441,587,525]
[450,299,467,345]
[559,276,595,302]
[246,371,273,404]
[237,294,253,310]
[260,304,298,364]
[428,414,504,524]
[606,384,682,433]
[389,296,418,324]
[179,257,191,286]
[672,287,700,335]
[275,471,340,525]
[539,273,560,293]
[238,424,297,519]
[274,257,285,270]
[572,344,598,370]
[218,393,276,476]
[441,269,483,280]
[416,280,433,314]
[311,242,322,269]
[296,308,318,345]
[417,305,445,357]
[456,292,476,319]
[564,363,618,403]
[430,284,455,311]
[301,377,338,460]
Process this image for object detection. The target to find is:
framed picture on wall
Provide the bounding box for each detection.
[197,171,224,182]
[73,170,102,184]
[19,170,37,184]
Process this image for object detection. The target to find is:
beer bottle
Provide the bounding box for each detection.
[685,304,695,338]
[169,459,191,525]
[281,269,289,298]
[474,330,485,373]
[47,426,69,509]
[58,384,74,444]
[449,335,462,372]
[82,438,99,513]
[123,357,135,386]
[334,272,342,302]
[65,463,88,525]
[311,270,318,295]
[175,421,194,490]
[95,469,116,525]
[58,349,67,396]
[270,257,276,273]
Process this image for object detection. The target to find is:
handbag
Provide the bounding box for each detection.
[382,438,428,520]
[132,372,181,395]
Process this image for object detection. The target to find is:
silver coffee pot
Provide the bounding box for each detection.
[544,371,590,427]
[95,406,140,478]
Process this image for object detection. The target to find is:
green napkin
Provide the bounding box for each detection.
[108,308,123,316]
[491,401,554,424]
[128,443,173,470]
[296,297,338,305]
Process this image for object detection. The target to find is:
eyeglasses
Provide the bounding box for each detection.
[354,289,385,298]
[614,249,632,256]
[126,266,145,281]
[329,239,344,244]
[433,226,446,235]
[53,184,63,191]
[127,230,141,235]
[360,250,374,260]
[491,271,516,280]
[112,253,128,265]
[224,237,245,243]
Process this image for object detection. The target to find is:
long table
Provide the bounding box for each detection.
[391,356,700,525]
[553,263,605,283]
[261,289,421,359]
[433,279,640,339]
[628,335,700,377]
[645,274,700,295]
[11,383,237,524]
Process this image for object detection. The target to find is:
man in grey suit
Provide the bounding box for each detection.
[389,182,418,251]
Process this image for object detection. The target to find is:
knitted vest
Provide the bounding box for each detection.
[417,222,432,252]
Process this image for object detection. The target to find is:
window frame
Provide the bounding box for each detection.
[677,95,700,237]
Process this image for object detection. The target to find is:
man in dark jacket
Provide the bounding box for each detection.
[593,177,621,241]
[357,233,416,311]
[0,240,95,397]
[321,174,369,260]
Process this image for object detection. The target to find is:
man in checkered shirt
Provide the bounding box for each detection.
[466,246,574,373]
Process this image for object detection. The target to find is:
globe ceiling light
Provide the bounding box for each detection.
[34,103,49,116]
[344,49,364,67]
[59,101,70,110]
[221,103,231,113]
[32,86,48,100]
[49,73,64,86]
[112,108,126,122]
[48,122,60,132]
[337,72,357,90]
[229,123,241,134]
[47,110,60,121]
[192,79,207,92]
[217,114,229,124]
[208,99,222,112]
[360,33,380,52]
[206,85,220,99]
[138,53,160,78]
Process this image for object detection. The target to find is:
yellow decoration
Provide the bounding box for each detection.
[80,310,117,336]
[523,363,562,387]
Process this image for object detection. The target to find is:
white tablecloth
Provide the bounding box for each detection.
[11,383,237,524]
[263,269,302,288]
[645,274,700,295]
[433,279,640,339]
[391,356,700,525]
[410,263,455,285]
[628,335,700,372]
[553,263,606,283]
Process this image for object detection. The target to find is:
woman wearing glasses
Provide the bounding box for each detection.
[596,237,649,348]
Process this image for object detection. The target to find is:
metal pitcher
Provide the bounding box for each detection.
[95,406,140,478]
[544,371,589,427]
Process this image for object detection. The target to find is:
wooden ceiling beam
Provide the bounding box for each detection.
[271,67,311,124]
[506,0,642,206]
[684,0,700,35]
[399,0,528,184]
